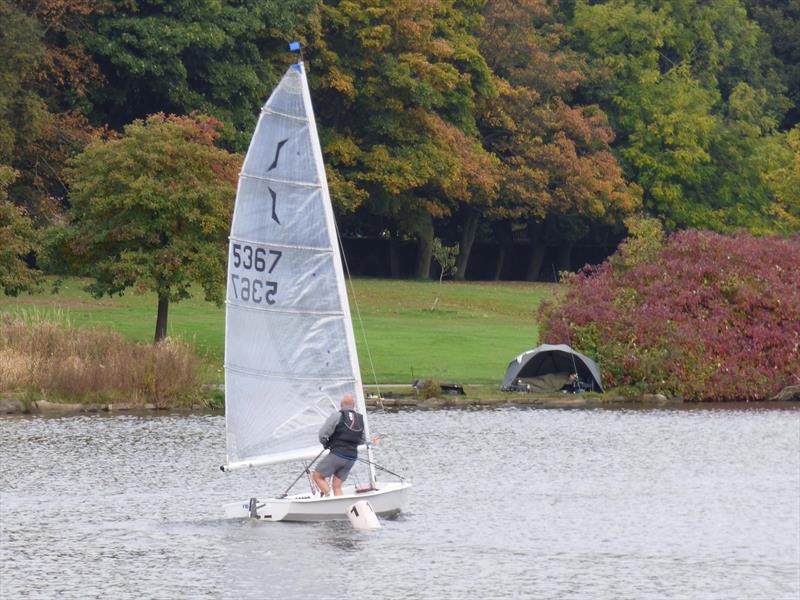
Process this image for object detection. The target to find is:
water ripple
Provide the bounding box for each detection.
[1,407,798,599]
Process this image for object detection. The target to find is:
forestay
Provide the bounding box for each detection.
[223,62,368,471]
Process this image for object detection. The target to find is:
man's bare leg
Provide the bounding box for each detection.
[311,470,330,496]
[332,475,344,496]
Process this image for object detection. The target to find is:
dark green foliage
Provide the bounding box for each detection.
[744,0,800,127]
[0,166,41,295]
[1,1,103,223]
[0,0,43,161]
[84,0,316,150]
[43,113,241,340]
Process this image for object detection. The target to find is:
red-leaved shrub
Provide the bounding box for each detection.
[539,230,800,400]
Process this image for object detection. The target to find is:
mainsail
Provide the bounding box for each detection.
[223,62,369,471]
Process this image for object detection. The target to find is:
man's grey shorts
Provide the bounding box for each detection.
[316,452,356,480]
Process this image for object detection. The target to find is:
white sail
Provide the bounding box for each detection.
[223,62,369,471]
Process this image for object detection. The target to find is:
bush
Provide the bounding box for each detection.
[539,230,800,401]
[415,378,442,399]
[202,386,225,410]
[0,313,200,406]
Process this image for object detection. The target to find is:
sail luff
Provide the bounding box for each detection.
[223,172,246,468]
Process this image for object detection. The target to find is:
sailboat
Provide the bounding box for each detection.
[220,49,411,521]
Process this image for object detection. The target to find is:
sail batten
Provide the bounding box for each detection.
[225,303,344,317]
[224,363,356,382]
[239,172,322,189]
[227,235,332,253]
[223,61,368,470]
[261,107,310,122]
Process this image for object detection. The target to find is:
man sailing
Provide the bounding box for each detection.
[311,394,366,497]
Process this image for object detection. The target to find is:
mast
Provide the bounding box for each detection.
[298,60,378,487]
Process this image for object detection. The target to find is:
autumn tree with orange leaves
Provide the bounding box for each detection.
[301,0,500,278]
[478,0,639,281]
[1,0,103,224]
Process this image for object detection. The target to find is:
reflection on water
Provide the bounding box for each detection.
[1,407,799,599]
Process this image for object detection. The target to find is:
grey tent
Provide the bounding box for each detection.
[502,344,604,393]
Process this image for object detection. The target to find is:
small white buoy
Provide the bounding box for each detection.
[347,500,381,530]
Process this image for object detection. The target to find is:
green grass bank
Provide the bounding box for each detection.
[0,277,555,386]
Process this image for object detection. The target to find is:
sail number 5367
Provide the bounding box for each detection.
[230,243,282,305]
[231,244,282,273]
[230,274,277,305]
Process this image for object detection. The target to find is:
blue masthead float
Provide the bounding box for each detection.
[289,41,302,71]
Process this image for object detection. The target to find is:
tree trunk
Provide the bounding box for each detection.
[154,295,169,342]
[492,221,512,281]
[414,214,434,279]
[454,208,480,281]
[431,270,445,311]
[556,241,574,276]
[526,221,546,282]
[493,244,507,281]
[389,228,400,279]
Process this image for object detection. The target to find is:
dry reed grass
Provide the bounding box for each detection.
[0,312,199,406]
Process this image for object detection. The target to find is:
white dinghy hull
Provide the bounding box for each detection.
[223,481,411,522]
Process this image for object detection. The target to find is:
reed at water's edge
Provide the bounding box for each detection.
[0,311,201,408]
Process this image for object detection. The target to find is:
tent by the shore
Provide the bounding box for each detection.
[502,344,604,393]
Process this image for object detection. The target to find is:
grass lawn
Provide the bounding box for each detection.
[0,277,557,384]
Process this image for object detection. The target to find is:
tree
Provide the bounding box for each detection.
[0,0,42,163]
[44,113,241,341]
[764,125,800,232]
[608,215,665,273]
[570,0,790,233]
[743,0,800,128]
[478,0,639,280]
[301,0,499,279]
[0,166,41,295]
[83,0,316,151]
[430,237,458,310]
[619,65,720,229]
[15,0,104,109]
[2,1,101,224]
[9,110,103,223]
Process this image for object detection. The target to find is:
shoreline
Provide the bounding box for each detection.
[1,392,797,416]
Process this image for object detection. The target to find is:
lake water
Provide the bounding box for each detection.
[1,406,799,599]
